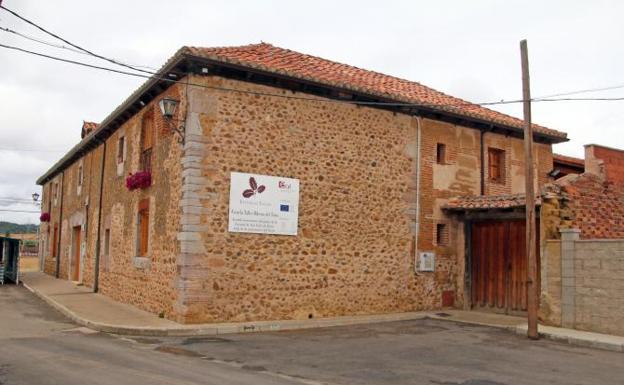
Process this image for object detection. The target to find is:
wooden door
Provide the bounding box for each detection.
[470,219,539,313]
[72,226,81,281]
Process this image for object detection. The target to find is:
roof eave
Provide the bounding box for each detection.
[36,49,190,185]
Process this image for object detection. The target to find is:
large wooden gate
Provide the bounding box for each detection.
[470,219,539,313]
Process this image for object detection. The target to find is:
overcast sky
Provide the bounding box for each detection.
[1,0,623,224]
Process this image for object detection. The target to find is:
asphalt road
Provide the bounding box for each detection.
[2,284,624,385]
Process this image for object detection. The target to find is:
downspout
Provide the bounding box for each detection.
[93,140,106,293]
[55,171,65,278]
[414,116,422,271]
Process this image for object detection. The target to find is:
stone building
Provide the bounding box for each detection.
[37,43,567,324]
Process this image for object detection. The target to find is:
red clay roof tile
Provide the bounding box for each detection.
[184,43,566,140]
[443,194,541,211]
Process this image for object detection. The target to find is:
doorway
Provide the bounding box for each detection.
[470,219,539,314]
[71,226,81,282]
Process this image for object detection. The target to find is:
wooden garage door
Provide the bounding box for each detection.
[470,219,539,313]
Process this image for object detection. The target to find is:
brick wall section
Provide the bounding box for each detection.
[586,144,624,185]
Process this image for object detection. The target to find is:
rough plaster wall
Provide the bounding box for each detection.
[176,75,452,324]
[540,240,562,326]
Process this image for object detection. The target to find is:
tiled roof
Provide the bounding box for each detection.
[185,43,567,140]
[444,194,541,211]
[553,153,584,167]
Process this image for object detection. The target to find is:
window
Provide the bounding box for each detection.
[488,148,506,183]
[117,136,125,164]
[137,199,150,257]
[140,110,154,171]
[436,223,449,246]
[436,143,447,164]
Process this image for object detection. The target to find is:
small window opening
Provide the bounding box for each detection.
[436,143,446,164]
[117,136,125,164]
[436,223,449,246]
[488,148,506,183]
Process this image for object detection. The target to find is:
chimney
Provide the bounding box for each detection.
[81,121,98,139]
[584,144,624,185]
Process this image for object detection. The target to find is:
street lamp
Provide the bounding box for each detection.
[32,192,40,203]
[158,97,179,119]
[158,97,185,144]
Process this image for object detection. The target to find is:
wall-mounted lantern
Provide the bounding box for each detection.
[158,97,185,144]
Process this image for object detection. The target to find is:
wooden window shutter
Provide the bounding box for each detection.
[141,109,154,151]
[488,148,504,182]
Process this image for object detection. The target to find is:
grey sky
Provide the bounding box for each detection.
[1,0,623,224]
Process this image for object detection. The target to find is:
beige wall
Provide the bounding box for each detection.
[41,81,187,320]
[541,231,624,336]
[40,72,557,324]
[174,75,555,323]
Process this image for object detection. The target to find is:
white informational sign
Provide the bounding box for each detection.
[228,172,300,236]
[418,252,435,272]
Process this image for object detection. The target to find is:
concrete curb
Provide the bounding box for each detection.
[21,281,432,336]
[21,281,624,352]
[512,324,624,353]
[428,313,623,353]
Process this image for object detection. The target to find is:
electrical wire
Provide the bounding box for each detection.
[0,26,158,71]
[3,42,624,111]
[3,5,624,107]
[0,4,154,75]
[0,209,40,213]
[534,84,624,100]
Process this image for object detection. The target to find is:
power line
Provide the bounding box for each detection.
[0,25,158,71]
[534,84,624,100]
[2,4,624,107]
[0,5,154,75]
[3,41,624,112]
[0,209,39,213]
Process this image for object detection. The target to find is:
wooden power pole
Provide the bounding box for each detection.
[520,39,539,340]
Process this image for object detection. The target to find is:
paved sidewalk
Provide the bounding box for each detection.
[20,272,624,352]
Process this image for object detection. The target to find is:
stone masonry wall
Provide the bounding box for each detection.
[176,75,441,323]
[175,74,554,323]
[40,81,186,321]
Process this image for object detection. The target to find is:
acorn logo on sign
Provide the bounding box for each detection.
[242,177,266,198]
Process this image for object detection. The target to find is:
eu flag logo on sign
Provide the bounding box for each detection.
[280,204,289,212]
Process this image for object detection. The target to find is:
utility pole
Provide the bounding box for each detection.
[520,39,539,340]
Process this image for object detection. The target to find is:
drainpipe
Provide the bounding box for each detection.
[55,171,65,278]
[93,140,106,293]
[480,130,485,195]
[414,116,422,271]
